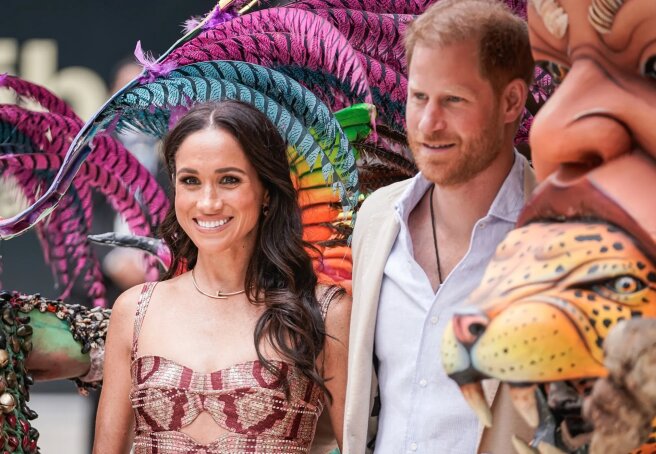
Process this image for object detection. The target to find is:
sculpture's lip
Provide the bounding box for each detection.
[453,375,594,454]
[508,381,593,454]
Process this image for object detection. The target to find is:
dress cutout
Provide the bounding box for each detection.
[129,282,340,453]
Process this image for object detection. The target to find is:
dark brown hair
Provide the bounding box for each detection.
[159,101,328,397]
[404,0,534,93]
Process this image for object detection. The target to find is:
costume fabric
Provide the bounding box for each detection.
[130,282,339,454]
[344,153,536,453]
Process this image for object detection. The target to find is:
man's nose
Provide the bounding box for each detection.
[418,103,446,135]
[530,58,632,181]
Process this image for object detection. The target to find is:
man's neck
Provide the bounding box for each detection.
[409,147,516,289]
[431,148,515,240]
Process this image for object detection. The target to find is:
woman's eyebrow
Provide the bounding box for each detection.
[176,167,246,175]
[214,167,247,174]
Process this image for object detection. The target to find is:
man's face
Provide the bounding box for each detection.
[405,40,505,186]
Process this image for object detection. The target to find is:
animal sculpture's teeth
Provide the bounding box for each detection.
[512,435,538,454]
[537,441,567,454]
[459,382,493,428]
[509,385,539,428]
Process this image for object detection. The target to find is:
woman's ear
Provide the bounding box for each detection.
[502,78,529,124]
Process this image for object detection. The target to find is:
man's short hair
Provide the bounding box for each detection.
[404,0,534,93]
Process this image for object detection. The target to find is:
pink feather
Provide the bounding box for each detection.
[182,16,204,34]
[0,74,79,120]
[164,8,371,96]
[134,41,178,83]
[182,5,236,35]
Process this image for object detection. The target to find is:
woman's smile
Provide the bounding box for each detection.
[193,217,234,231]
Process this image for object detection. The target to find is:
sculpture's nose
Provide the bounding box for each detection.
[452,312,489,347]
[530,58,632,181]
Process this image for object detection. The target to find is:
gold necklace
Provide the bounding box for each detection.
[191,268,245,299]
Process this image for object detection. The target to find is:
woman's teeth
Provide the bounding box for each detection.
[196,218,230,228]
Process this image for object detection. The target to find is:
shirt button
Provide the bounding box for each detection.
[419,379,427,387]
[430,316,439,325]
[479,222,486,229]
[410,442,418,451]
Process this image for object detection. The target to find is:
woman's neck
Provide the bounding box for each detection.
[193,244,253,293]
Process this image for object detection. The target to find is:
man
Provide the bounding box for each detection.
[344,1,537,452]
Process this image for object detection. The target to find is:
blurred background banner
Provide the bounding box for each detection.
[0,0,214,119]
[1,2,212,452]
[0,0,211,304]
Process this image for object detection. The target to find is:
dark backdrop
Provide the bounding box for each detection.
[0,0,213,303]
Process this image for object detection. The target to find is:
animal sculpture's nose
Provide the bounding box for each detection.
[452,312,489,347]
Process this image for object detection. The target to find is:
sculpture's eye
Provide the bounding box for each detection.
[537,60,570,85]
[595,275,645,296]
[642,55,656,80]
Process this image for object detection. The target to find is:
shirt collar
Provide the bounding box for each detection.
[394,150,527,224]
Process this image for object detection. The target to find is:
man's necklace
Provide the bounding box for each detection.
[191,268,246,299]
[429,184,444,285]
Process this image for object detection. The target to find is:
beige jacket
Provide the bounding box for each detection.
[343,157,536,454]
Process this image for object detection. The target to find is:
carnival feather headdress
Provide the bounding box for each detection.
[0,75,169,306]
[0,0,548,290]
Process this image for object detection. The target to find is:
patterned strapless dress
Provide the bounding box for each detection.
[129,282,337,454]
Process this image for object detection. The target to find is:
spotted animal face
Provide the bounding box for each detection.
[444,221,656,383]
[441,221,656,452]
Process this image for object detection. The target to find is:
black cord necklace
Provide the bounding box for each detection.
[429,184,443,285]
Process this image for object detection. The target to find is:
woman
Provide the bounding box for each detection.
[94,101,350,453]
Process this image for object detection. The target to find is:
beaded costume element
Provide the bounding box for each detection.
[129,282,339,453]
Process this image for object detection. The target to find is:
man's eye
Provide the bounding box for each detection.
[412,93,428,101]
[537,60,570,85]
[445,96,463,103]
[642,55,656,80]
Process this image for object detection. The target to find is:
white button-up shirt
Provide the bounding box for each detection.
[374,152,528,453]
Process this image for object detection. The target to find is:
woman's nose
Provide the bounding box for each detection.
[530,58,632,181]
[197,187,223,212]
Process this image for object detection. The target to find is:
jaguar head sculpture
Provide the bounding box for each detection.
[442,0,656,452]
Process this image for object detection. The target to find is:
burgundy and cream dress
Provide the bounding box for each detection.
[129,282,339,454]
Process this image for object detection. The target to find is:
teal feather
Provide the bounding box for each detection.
[108,72,358,209]
[168,61,358,192]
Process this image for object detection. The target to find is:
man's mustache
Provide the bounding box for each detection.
[409,132,459,143]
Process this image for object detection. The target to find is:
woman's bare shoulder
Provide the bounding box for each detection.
[113,284,143,314]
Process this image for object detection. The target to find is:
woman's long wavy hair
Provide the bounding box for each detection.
[159,101,328,397]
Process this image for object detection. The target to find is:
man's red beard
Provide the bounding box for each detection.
[407,122,504,187]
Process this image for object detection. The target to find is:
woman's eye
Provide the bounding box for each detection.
[179,176,199,185]
[220,175,240,185]
[537,60,570,85]
[642,55,656,80]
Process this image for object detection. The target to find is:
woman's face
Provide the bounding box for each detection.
[174,127,267,258]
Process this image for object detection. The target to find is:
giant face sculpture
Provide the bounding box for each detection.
[442,1,656,453]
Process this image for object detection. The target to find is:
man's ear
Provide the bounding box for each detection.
[501,79,529,124]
